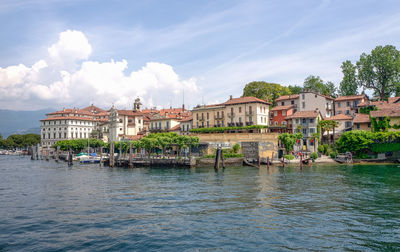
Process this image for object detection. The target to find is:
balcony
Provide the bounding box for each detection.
[214,114,224,120]
[245,111,254,116]
[246,122,254,126]
[198,117,205,121]
[227,112,235,118]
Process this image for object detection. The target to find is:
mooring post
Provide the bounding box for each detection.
[221,148,225,169]
[119,141,122,167]
[258,155,261,168]
[46,148,49,161]
[37,143,41,160]
[98,147,102,166]
[55,146,60,162]
[299,152,303,170]
[110,142,115,167]
[267,156,270,169]
[129,141,133,168]
[214,148,220,170]
[68,149,73,166]
[282,155,285,168]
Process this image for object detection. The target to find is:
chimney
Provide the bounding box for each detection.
[230,95,233,100]
[182,104,185,111]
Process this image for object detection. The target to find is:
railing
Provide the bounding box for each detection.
[214,115,224,119]
[245,111,253,116]
[227,112,235,118]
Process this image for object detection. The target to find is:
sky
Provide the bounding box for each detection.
[1,0,400,111]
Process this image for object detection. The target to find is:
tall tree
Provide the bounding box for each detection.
[339,60,358,96]
[303,75,337,97]
[356,45,400,100]
[243,81,291,105]
[288,85,303,94]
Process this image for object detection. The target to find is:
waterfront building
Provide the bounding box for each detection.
[335,94,369,116]
[326,114,354,138]
[180,117,193,135]
[107,98,144,142]
[370,107,400,131]
[269,105,294,133]
[353,114,371,130]
[149,105,191,133]
[192,96,271,129]
[40,105,108,147]
[285,109,323,151]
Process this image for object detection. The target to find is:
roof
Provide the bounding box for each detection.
[223,96,271,105]
[180,116,193,122]
[270,105,294,111]
[116,110,143,116]
[353,114,370,123]
[275,94,299,102]
[169,124,181,132]
[371,108,400,118]
[40,116,94,122]
[335,94,367,101]
[80,104,106,113]
[285,110,321,119]
[118,135,143,141]
[389,96,400,104]
[326,114,353,120]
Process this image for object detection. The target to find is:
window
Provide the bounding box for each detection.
[291,100,294,105]
[159,122,161,129]
[64,133,67,138]
[80,133,82,138]
[356,124,360,129]
[222,111,224,117]
[239,117,242,123]
[239,107,242,113]
[302,102,305,108]
[207,112,209,119]
[345,121,352,128]
[54,133,56,139]
[337,111,342,114]
[166,121,170,129]
[249,116,252,122]
[84,133,87,138]
[345,110,350,115]
[249,106,252,113]
[207,121,209,127]
[302,94,305,99]
[346,101,350,107]
[309,128,315,133]
[275,121,278,126]
[59,133,61,138]
[196,113,199,120]
[281,102,284,106]
[309,119,314,123]
[71,132,74,138]
[201,113,204,119]
[302,128,307,134]
[282,110,286,116]
[302,118,306,124]
[274,111,278,116]
[338,102,341,108]
[217,111,219,118]
[367,123,371,128]
[42,134,45,139]
[296,119,299,124]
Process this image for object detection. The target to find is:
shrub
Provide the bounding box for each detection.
[190,125,268,134]
[232,143,240,153]
[311,152,318,161]
[330,152,337,158]
[317,145,324,153]
[284,154,294,160]
[322,144,329,155]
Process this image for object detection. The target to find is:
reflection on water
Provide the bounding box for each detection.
[0,156,400,251]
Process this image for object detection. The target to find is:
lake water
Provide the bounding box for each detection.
[1,155,400,251]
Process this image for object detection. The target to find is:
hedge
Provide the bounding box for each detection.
[190,125,268,134]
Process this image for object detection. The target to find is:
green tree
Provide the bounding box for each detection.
[303,75,337,97]
[243,81,291,105]
[356,45,400,100]
[288,85,303,94]
[339,60,358,96]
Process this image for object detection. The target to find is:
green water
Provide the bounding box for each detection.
[1,156,400,251]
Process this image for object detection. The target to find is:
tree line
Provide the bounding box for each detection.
[0,133,41,149]
[243,45,400,104]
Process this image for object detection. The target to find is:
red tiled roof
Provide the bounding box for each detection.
[40,116,94,122]
[180,116,193,122]
[270,105,294,111]
[80,104,106,113]
[223,96,271,105]
[326,114,353,120]
[389,96,400,104]
[118,135,143,141]
[335,94,367,101]
[117,110,143,116]
[353,114,370,123]
[168,124,181,131]
[285,110,321,119]
[371,108,400,118]
[275,94,299,102]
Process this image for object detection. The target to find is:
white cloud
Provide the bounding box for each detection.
[0,30,199,110]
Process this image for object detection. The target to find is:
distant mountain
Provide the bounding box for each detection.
[0,109,54,138]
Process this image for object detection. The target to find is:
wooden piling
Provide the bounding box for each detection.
[214,148,220,170]
[119,141,122,166]
[99,147,103,166]
[282,155,285,168]
[257,156,261,168]
[46,148,49,161]
[110,142,115,167]
[37,144,41,160]
[129,142,133,168]
[55,146,60,162]
[221,148,225,169]
[299,152,303,170]
[267,156,270,169]
[68,149,73,166]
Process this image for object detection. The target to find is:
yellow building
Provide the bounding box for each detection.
[371,108,400,131]
[192,96,271,128]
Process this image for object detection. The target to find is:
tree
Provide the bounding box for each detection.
[243,81,291,105]
[339,60,358,96]
[288,85,303,94]
[356,45,400,100]
[303,75,337,97]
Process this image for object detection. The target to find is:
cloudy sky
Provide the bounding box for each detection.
[1,0,400,111]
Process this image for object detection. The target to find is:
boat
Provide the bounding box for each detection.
[79,153,101,163]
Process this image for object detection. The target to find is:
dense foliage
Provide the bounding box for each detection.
[336,131,400,156]
[0,134,40,149]
[359,106,377,114]
[303,75,337,97]
[310,152,318,161]
[278,133,303,153]
[356,45,400,100]
[242,81,303,105]
[339,60,358,96]
[190,125,268,134]
[370,116,390,132]
[53,138,105,152]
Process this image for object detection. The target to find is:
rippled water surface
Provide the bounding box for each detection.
[1,156,400,251]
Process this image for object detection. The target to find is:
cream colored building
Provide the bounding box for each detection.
[192,96,271,128]
[149,115,181,132]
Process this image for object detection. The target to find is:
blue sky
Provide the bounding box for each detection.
[1,0,400,110]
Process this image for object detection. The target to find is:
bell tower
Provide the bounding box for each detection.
[133,97,142,112]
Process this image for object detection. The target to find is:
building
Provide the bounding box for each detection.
[180,117,193,135]
[370,107,400,131]
[326,114,353,138]
[40,105,108,147]
[107,98,144,142]
[285,110,323,151]
[269,105,294,132]
[148,105,191,133]
[274,91,334,118]
[335,94,369,116]
[192,96,271,129]
[353,114,371,130]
